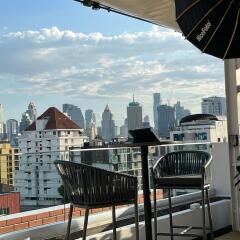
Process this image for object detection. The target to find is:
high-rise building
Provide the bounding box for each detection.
[15,107,87,206]
[85,109,96,128]
[19,102,37,133]
[157,105,175,138]
[201,96,226,116]
[27,102,37,122]
[19,112,32,133]
[114,126,120,136]
[101,104,115,142]
[153,93,161,132]
[143,115,151,128]
[127,97,142,136]
[97,126,102,138]
[0,104,4,139]
[6,119,18,146]
[86,120,97,141]
[63,104,85,129]
[120,118,128,137]
[174,101,191,123]
[85,109,96,140]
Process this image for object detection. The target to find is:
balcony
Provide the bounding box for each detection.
[0,142,237,239]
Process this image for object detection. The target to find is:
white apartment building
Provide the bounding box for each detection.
[15,107,87,207]
[170,114,227,143]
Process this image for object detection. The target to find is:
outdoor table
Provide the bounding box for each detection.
[114,128,172,240]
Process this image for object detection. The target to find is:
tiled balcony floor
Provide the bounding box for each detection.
[217,232,240,239]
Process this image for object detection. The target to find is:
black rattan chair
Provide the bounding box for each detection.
[152,151,214,240]
[54,160,139,240]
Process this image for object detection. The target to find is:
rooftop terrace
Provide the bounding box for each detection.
[0,142,236,239]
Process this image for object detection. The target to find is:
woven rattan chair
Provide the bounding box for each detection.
[152,151,214,240]
[54,160,139,240]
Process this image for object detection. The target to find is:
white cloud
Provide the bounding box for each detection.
[0,26,224,124]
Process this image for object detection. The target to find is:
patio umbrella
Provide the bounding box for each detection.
[175,0,240,59]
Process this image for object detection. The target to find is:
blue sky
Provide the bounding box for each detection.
[0,0,224,126]
[0,0,150,34]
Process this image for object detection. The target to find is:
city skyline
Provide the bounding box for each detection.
[0,93,226,129]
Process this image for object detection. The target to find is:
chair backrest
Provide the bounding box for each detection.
[54,160,137,206]
[152,151,211,179]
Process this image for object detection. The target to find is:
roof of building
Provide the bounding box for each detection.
[25,107,81,131]
[180,114,219,124]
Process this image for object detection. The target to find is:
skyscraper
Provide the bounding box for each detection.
[63,104,85,129]
[120,118,128,137]
[85,109,96,128]
[201,96,226,116]
[19,112,32,133]
[174,101,191,123]
[101,104,115,142]
[27,102,37,122]
[19,102,37,133]
[157,105,175,138]
[127,96,142,135]
[153,93,161,132]
[143,115,150,128]
[86,120,97,141]
[6,119,18,146]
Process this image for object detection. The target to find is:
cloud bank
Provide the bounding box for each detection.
[0,26,224,124]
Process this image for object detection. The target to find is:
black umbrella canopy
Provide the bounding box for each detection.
[175,0,240,59]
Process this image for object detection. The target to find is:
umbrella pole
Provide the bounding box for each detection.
[224,59,240,231]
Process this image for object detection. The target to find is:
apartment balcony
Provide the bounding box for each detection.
[0,142,237,240]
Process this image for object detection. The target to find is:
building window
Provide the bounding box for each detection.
[0,208,9,216]
[195,132,207,140]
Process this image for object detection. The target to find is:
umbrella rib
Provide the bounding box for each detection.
[176,0,201,21]
[202,1,233,53]
[186,0,224,39]
[223,9,240,59]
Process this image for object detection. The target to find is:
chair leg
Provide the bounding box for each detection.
[82,208,89,240]
[112,205,117,240]
[135,197,139,240]
[202,187,207,240]
[153,187,157,240]
[206,188,214,239]
[168,189,174,240]
[65,204,73,240]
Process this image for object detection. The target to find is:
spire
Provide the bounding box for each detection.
[104,104,110,112]
[133,93,135,102]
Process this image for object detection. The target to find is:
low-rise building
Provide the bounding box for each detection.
[0,192,20,216]
[170,114,227,143]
